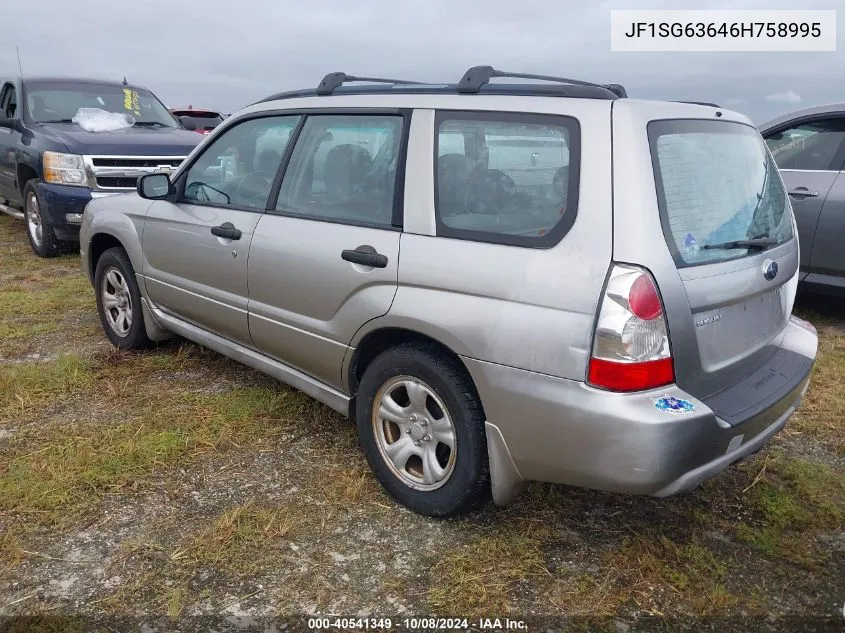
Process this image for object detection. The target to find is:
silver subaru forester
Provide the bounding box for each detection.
[79,67,818,517]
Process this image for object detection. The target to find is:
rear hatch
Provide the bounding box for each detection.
[612,101,802,412]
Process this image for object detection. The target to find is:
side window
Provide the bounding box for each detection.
[764,118,845,171]
[275,114,404,227]
[0,83,16,118]
[434,111,579,246]
[182,115,300,209]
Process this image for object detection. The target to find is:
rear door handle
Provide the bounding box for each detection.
[788,187,820,198]
[342,248,388,268]
[210,222,242,240]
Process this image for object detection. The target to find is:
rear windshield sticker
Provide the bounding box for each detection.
[653,395,695,415]
[684,233,698,254]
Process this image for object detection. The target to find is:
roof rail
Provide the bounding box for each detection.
[457,65,627,98]
[673,100,720,108]
[316,72,425,96]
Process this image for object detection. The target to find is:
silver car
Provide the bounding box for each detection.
[760,103,845,296]
[79,67,818,517]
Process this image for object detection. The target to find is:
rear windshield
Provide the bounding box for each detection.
[174,112,223,130]
[648,120,793,268]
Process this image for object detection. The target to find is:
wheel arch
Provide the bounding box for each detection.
[17,163,38,198]
[346,326,477,405]
[88,232,127,285]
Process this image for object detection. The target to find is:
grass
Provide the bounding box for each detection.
[0,267,93,345]
[789,312,845,454]
[1,214,844,621]
[170,499,306,571]
[0,354,94,418]
[734,453,844,564]
[427,520,556,616]
[0,377,294,525]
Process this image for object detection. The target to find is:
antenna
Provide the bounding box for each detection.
[122,76,128,86]
[15,46,23,77]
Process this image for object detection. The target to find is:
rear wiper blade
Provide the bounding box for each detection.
[40,119,74,123]
[702,238,778,251]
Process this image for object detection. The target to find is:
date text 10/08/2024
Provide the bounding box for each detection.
[307,617,528,631]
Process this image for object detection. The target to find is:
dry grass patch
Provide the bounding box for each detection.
[0,379,295,527]
[170,499,308,572]
[0,268,93,344]
[790,320,845,454]
[734,453,844,564]
[427,520,556,616]
[0,354,93,420]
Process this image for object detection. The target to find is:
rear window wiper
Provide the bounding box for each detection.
[702,238,778,251]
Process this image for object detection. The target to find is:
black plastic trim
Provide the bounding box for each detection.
[432,109,581,249]
[672,101,721,107]
[702,347,813,427]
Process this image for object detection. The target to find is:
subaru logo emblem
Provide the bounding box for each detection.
[763,260,779,281]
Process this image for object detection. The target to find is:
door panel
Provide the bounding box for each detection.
[808,171,845,277]
[780,170,837,273]
[248,112,407,389]
[763,116,845,272]
[248,216,400,388]
[778,170,838,271]
[142,202,260,345]
[141,114,301,346]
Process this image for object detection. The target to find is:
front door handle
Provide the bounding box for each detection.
[788,187,820,198]
[210,222,242,240]
[342,247,388,268]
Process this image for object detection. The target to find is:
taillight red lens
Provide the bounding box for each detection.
[588,357,674,392]
[628,274,662,321]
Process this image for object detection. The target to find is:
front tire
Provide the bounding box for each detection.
[356,344,490,517]
[24,179,71,258]
[94,247,151,349]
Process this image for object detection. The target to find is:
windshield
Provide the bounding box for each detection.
[25,82,178,127]
[649,119,793,267]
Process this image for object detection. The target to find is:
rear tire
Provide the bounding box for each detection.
[356,343,490,517]
[94,247,151,350]
[24,179,72,258]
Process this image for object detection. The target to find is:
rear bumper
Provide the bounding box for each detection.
[464,317,817,503]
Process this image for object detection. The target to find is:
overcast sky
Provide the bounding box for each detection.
[1,0,841,124]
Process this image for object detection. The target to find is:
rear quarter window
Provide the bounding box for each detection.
[434,110,580,248]
[648,119,793,268]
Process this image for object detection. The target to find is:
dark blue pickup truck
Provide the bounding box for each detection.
[0,76,201,257]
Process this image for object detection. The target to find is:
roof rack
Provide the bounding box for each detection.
[673,100,720,108]
[316,72,425,96]
[257,68,625,104]
[457,65,627,98]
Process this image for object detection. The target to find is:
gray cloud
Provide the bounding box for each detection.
[0,0,840,122]
[764,91,802,104]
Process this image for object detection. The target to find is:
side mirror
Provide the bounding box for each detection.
[179,116,197,131]
[0,117,24,132]
[138,173,173,200]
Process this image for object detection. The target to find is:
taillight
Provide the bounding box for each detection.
[588,264,674,392]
